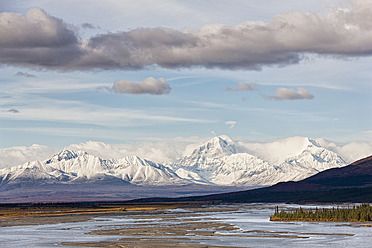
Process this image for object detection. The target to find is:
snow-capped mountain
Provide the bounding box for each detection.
[277,137,347,181]
[169,136,347,186]
[0,150,187,186]
[0,135,349,189]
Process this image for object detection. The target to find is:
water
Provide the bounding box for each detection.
[0,203,370,248]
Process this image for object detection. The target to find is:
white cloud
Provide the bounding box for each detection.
[1,135,370,169]
[66,140,188,164]
[0,144,59,168]
[0,136,207,168]
[316,138,372,163]
[263,87,314,100]
[112,77,171,95]
[225,82,259,92]
[225,121,237,129]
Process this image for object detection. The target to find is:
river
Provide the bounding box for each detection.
[0,203,370,248]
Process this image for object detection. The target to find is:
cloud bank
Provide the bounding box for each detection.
[1,136,370,168]
[0,144,59,169]
[225,82,259,92]
[1,1,372,71]
[263,87,314,101]
[112,77,171,95]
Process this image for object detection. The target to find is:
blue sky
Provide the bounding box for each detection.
[0,0,371,148]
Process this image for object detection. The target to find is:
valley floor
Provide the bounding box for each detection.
[1,203,372,247]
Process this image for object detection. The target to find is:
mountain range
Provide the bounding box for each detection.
[130,155,372,204]
[167,135,346,186]
[0,135,353,202]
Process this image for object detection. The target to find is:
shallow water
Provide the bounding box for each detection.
[0,203,370,248]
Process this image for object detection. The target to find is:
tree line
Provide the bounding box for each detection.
[270,203,372,222]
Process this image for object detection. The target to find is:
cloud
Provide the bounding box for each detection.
[0,144,59,169]
[1,1,372,71]
[81,23,96,29]
[316,138,372,163]
[225,82,259,92]
[263,87,314,101]
[15,71,36,78]
[2,108,20,113]
[0,8,82,70]
[0,97,207,127]
[66,139,198,164]
[111,77,171,95]
[0,136,207,168]
[225,121,237,129]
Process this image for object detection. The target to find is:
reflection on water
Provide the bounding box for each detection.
[0,203,371,248]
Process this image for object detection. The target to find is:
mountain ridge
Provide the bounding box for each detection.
[0,150,188,187]
[0,135,356,202]
[168,135,346,186]
[0,135,348,188]
[129,155,372,204]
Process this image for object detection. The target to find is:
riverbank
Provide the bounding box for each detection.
[1,203,371,248]
[0,202,201,227]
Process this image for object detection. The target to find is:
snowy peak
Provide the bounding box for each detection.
[172,136,237,170]
[169,135,348,187]
[189,135,236,159]
[208,135,236,153]
[118,155,150,166]
[0,150,188,186]
[239,136,328,165]
[0,160,74,184]
[0,135,351,189]
[300,137,323,151]
[46,150,87,164]
[113,156,184,185]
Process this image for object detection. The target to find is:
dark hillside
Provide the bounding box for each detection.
[302,155,372,187]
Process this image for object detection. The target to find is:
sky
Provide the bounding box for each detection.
[0,0,371,155]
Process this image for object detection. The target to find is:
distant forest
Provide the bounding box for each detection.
[271,203,372,222]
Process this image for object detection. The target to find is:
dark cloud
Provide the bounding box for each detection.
[1,1,372,71]
[81,23,96,29]
[2,109,20,113]
[0,8,82,70]
[225,82,259,92]
[15,71,36,78]
[111,77,171,95]
[262,87,314,101]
